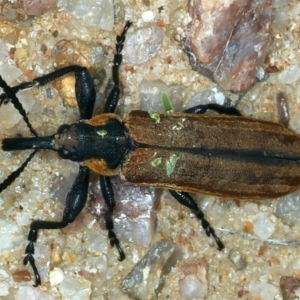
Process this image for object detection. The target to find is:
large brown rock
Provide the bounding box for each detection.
[183,0,272,92]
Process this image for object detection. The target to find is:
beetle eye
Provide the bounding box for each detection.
[58,148,71,159]
[57,124,70,134]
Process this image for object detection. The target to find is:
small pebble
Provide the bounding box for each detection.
[275,190,300,225]
[49,267,65,286]
[228,249,247,271]
[185,87,225,109]
[179,258,209,299]
[62,0,114,30]
[123,24,164,65]
[59,277,92,300]
[141,11,155,22]
[278,65,300,84]
[121,240,178,299]
[23,0,56,16]
[253,212,275,240]
[15,286,54,300]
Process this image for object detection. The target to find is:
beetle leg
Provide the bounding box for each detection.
[100,176,125,261]
[23,166,89,286]
[184,103,241,116]
[103,21,132,113]
[169,190,224,251]
[0,66,96,119]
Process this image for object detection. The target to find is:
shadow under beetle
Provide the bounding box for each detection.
[1,21,300,286]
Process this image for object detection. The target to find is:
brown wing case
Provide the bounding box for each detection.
[121,110,300,199]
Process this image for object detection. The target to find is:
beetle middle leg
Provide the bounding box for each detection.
[169,190,224,250]
[24,166,89,286]
[100,176,125,260]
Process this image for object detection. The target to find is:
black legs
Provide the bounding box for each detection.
[24,166,89,286]
[20,23,132,285]
[100,176,125,260]
[0,65,96,120]
[97,21,133,261]
[169,190,224,250]
[104,21,132,113]
[184,103,241,116]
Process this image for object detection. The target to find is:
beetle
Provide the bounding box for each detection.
[1,21,300,287]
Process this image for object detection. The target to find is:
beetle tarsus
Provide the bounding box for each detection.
[24,252,41,286]
[23,236,42,286]
[108,229,125,261]
[212,233,225,251]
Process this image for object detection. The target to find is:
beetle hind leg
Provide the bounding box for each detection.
[169,190,224,250]
[23,166,89,286]
[184,103,241,116]
[100,176,125,260]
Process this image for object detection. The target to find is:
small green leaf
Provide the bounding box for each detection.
[161,93,173,112]
[151,157,162,167]
[97,130,107,138]
[148,111,160,123]
[166,154,179,177]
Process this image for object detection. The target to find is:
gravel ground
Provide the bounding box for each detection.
[0,1,300,299]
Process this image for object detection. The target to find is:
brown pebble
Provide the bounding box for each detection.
[269,255,281,266]
[244,221,253,233]
[12,270,31,282]
[258,245,268,256]
[280,276,300,300]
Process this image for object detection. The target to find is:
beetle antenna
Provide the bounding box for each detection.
[0,75,37,137]
[0,150,37,193]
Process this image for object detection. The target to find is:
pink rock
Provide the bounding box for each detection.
[24,0,56,16]
[179,258,209,299]
[88,176,158,248]
[184,0,272,92]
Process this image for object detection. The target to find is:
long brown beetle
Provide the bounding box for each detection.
[1,21,300,287]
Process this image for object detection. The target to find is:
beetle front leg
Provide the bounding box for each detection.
[184,103,241,116]
[103,21,132,113]
[99,176,125,260]
[0,65,96,119]
[24,166,89,286]
[169,190,224,251]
